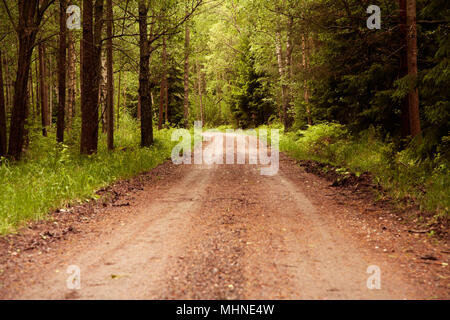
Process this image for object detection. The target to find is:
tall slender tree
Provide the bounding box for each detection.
[116,70,121,129]
[0,50,6,157]
[399,0,410,140]
[29,60,35,115]
[106,0,114,150]
[183,9,190,128]
[197,61,204,124]
[301,33,312,125]
[57,0,67,143]
[99,53,107,133]
[3,55,11,113]
[275,29,288,128]
[38,42,49,137]
[284,16,294,129]
[67,29,76,130]
[138,0,153,147]
[159,36,168,130]
[7,0,54,159]
[80,0,104,154]
[406,0,421,138]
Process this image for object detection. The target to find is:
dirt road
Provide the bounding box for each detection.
[1,133,448,299]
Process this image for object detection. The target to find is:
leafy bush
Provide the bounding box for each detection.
[279,123,449,218]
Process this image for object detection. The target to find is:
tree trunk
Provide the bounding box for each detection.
[302,34,312,125]
[29,61,35,116]
[80,0,104,155]
[275,30,289,130]
[159,39,165,130]
[38,42,49,137]
[23,80,30,149]
[3,55,10,113]
[399,0,410,139]
[183,12,190,128]
[137,94,141,119]
[151,91,154,111]
[80,37,83,94]
[164,66,169,125]
[0,50,6,157]
[138,1,153,147]
[35,56,40,119]
[406,0,421,138]
[194,61,199,120]
[99,52,107,133]
[106,0,114,150]
[67,30,76,130]
[7,0,44,160]
[57,0,67,143]
[158,80,164,129]
[48,58,53,127]
[159,36,169,129]
[284,17,294,129]
[116,70,121,129]
[197,62,204,125]
[123,82,127,116]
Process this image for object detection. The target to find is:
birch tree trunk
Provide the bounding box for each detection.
[99,52,107,133]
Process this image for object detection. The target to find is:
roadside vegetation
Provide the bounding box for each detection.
[0,115,175,234]
[277,123,449,221]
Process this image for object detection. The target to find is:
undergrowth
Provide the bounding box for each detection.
[0,114,176,234]
[279,123,449,219]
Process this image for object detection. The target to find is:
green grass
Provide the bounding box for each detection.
[278,123,450,219]
[1,119,447,234]
[0,114,177,234]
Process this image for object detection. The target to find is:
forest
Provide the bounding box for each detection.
[0,0,448,233]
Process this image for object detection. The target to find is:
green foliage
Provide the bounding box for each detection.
[158,62,185,127]
[280,123,449,218]
[303,0,449,156]
[0,114,176,234]
[418,0,450,156]
[308,1,403,136]
[1,0,448,234]
[292,123,348,160]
